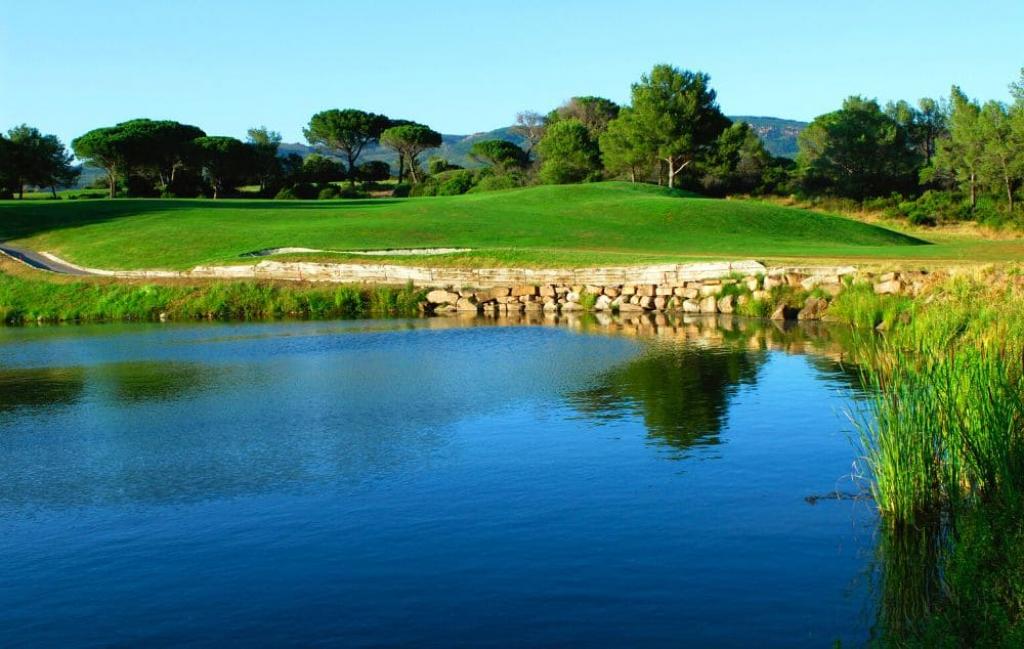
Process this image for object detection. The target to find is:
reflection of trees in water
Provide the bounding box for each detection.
[871,507,1024,645]
[91,362,214,403]
[0,367,86,412]
[569,342,764,453]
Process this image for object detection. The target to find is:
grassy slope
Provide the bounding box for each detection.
[1,182,1014,271]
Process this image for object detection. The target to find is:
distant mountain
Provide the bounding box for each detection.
[730,116,807,158]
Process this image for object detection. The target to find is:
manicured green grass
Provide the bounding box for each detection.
[0,182,949,270]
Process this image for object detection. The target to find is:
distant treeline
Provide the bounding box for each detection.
[1,64,1022,224]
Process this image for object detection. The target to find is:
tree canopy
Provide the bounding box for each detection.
[379,124,441,183]
[304,109,390,185]
[797,96,920,200]
[537,119,602,184]
[469,139,528,173]
[193,136,252,198]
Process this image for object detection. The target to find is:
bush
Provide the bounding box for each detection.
[290,182,319,199]
[318,186,340,200]
[357,160,390,182]
[337,186,368,199]
[274,187,299,200]
[409,181,438,197]
[470,172,528,193]
[437,170,477,196]
[391,183,412,198]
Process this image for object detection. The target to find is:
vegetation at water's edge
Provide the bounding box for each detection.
[842,268,1024,646]
[0,269,426,324]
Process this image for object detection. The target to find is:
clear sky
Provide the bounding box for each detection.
[3,0,1022,147]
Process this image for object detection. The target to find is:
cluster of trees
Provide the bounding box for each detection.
[4,62,1023,224]
[795,70,1024,221]
[0,126,79,198]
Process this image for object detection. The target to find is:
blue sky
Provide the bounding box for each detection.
[3,0,1022,147]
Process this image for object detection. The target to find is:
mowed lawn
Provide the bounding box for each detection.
[0,182,1019,270]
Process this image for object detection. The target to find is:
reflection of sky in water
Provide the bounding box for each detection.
[0,319,876,648]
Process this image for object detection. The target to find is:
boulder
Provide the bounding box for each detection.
[717,294,736,314]
[539,285,556,298]
[682,299,701,313]
[638,296,655,310]
[797,297,829,321]
[656,285,674,296]
[512,285,538,297]
[700,295,719,313]
[653,296,668,310]
[637,284,657,297]
[594,294,613,311]
[700,284,723,297]
[562,301,583,312]
[604,286,620,298]
[426,289,459,305]
[456,297,480,312]
[763,275,785,290]
[874,279,904,295]
[770,303,800,321]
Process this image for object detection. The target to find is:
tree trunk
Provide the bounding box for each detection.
[397,154,405,183]
[408,155,420,184]
[1008,175,1015,213]
[665,158,676,188]
[50,184,57,199]
[18,183,24,200]
[969,172,977,209]
[347,152,357,187]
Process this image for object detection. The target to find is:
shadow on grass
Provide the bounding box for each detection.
[0,198,402,242]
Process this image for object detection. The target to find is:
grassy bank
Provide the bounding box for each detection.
[0,182,941,271]
[0,262,425,324]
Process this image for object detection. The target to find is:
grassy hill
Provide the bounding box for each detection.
[0,182,943,271]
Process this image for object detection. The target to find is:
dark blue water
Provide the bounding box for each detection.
[0,318,877,647]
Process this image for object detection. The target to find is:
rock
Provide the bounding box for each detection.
[542,301,559,312]
[737,295,750,308]
[654,296,668,310]
[745,277,760,292]
[820,283,843,297]
[562,301,583,312]
[700,284,723,297]
[604,286,620,298]
[763,275,785,290]
[617,301,645,312]
[879,271,899,283]
[656,285,674,296]
[620,285,637,296]
[717,294,736,314]
[474,288,506,303]
[751,290,769,302]
[770,303,800,321]
[456,297,480,311]
[586,285,603,295]
[638,296,655,310]
[797,297,828,321]
[566,291,581,303]
[785,273,806,286]
[874,279,904,295]
[539,285,556,298]
[682,299,701,313]
[637,284,657,297]
[523,300,543,311]
[512,285,538,297]
[682,287,700,300]
[426,289,459,305]
[594,294,613,311]
[700,295,719,313]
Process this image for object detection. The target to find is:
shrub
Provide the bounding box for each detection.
[274,187,299,200]
[318,186,340,200]
[337,186,369,199]
[437,170,477,196]
[290,182,319,199]
[391,183,412,198]
[470,172,528,193]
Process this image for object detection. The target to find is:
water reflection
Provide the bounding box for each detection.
[570,344,762,452]
[0,367,86,412]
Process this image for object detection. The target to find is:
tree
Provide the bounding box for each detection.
[7,125,80,198]
[549,96,620,137]
[886,98,948,166]
[699,121,776,196]
[193,136,252,199]
[304,109,390,186]
[977,100,1024,212]
[469,139,528,173]
[379,124,442,184]
[246,126,282,194]
[301,154,346,184]
[0,134,17,198]
[72,127,128,198]
[797,96,920,200]
[933,87,986,208]
[537,119,602,184]
[357,160,391,182]
[511,111,546,159]
[629,65,730,188]
[600,108,652,182]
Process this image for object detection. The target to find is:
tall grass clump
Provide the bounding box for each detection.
[828,281,912,329]
[853,271,1024,526]
[0,269,426,324]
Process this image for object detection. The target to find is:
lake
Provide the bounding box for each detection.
[0,315,880,647]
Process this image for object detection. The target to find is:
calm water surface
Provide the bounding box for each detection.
[0,317,878,647]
